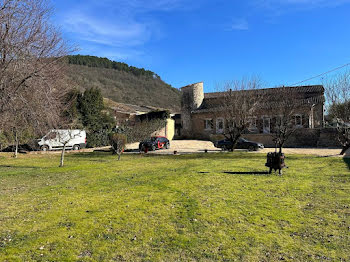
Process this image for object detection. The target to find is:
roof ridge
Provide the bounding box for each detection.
[204,85,324,99]
[204,85,324,95]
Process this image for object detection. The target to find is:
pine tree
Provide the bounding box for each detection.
[77,88,115,147]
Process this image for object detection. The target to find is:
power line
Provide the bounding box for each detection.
[290,61,350,86]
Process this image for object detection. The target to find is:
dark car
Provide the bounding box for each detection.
[139,136,170,152]
[213,137,264,151]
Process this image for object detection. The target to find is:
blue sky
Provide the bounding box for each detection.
[52,0,350,92]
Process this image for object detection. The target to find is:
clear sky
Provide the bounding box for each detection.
[51,0,350,92]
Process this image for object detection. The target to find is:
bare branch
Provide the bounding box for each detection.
[0,0,73,152]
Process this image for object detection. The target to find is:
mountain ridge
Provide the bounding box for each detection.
[66,55,181,112]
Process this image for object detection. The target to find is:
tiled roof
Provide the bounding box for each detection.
[111,102,167,115]
[104,98,171,115]
[204,85,324,99]
[193,85,325,114]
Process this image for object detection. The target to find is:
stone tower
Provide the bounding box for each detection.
[180,82,204,137]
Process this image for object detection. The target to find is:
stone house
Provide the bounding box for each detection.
[180,82,325,144]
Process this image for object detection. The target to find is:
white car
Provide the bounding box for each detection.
[37,129,87,151]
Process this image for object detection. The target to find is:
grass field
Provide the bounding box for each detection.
[0,152,349,261]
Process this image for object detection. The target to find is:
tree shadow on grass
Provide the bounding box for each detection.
[67,151,111,159]
[344,158,350,170]
[167,153,267,161]
[0,165,45,169]
[198,171,270,175]
[223,171,270,175]
[93,148,113,153]
[66,150,268,163]
[124,149,141,153]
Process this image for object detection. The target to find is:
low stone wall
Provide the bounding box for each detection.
[243,134,275,147]
[207,128,342,148]
[285,129,320,148]
[317,128,342,148]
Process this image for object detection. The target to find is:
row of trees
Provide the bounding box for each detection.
[67,55,160,79]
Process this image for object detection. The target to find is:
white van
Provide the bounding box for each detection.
[37,129,87,151]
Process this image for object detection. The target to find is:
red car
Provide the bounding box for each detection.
[139,136,170,151]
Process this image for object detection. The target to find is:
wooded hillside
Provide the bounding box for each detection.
[66,55,181,112]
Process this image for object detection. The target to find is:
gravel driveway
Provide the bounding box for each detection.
[126,140,344,157]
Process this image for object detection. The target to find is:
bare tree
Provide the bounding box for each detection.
[109,133,127,160]
[324,72,350,155]
[265,87,300,154]
[55,130,84,167]
[214,77,263,150]
[0,0,71,156]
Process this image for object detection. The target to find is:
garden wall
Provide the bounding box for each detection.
[210,128,342,148]
[244,128,341,148]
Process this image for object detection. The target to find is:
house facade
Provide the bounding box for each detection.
[180,82,325,141]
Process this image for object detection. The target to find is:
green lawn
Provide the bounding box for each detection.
[0,152,349,261]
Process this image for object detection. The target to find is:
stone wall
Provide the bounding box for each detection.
[244,129,320,148]
[191,112,216,140]
[240,129,340,148]
[203,126,341,148]
[317,128,341,148]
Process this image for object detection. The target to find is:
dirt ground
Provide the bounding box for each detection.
[126,140,344,157]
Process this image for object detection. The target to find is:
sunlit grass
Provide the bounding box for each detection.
[0,152,349,261]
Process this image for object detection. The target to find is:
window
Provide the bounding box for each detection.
[249,118,257,129]
[226,119,234,128]
[263,117,271,134]
[46,132,57,140]
[216,118,224,134]
[204,119,213,130]
[294,114,302,127]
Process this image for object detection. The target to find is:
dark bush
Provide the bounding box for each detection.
[87,130,110,148]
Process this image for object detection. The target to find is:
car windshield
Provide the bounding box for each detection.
[239,138,248,142]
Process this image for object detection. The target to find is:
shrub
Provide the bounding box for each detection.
[87,130,110,148]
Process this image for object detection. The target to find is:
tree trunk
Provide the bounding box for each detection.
[231,134,241,151]
[60,144,66,167]
[340,144,350,155]
[13,131,18,158]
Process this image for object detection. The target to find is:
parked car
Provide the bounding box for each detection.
[36,129,87,151]
[139,136,170,151]
[213,137,264,151]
